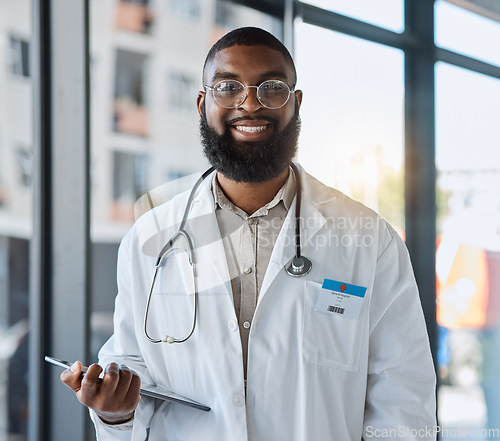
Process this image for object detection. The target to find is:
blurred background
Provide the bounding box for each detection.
[0,0,499,439]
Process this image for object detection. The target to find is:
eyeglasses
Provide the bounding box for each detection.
[205,79,294,110]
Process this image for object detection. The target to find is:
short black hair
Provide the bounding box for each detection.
[203,27,297,85]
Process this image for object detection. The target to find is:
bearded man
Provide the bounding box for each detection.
[62,27,436,441]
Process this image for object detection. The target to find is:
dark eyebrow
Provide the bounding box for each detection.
[210,70,289,84]
[211,71,239,82]
[259,71,289,82]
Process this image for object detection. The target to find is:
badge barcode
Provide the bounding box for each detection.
[327,305,345,314]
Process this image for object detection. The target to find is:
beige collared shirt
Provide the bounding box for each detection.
[212,170,296,378]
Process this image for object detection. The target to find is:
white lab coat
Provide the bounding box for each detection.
[92,166,436,441]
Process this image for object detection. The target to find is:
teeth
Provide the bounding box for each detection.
[234,125,268,133]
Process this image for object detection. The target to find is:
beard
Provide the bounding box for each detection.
[199,103,301,183]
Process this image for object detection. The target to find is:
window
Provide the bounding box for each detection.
[0,12,32,441]
[435,62,500,435]
[300,0,404,33]
[168,0,200,19]
[168,71,197,111]
[113,49,149,137]
[113,150,149,202]
[15,147,33,188]
[0,144,5,207]
[435,0,500,67]
[216,0,282,34]
[296,23,405,233]
[8,36,30,78]
[0,237,29,439]
[112,151,149,221]
[115,0,153,34]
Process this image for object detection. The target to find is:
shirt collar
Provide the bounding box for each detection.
[211,167,296,216]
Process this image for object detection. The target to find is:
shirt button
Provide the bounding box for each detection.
[232,393,245,407]
[243,266,252,274]
[247,218,255,225]
[242,321,251,330]
[228,319,238,332]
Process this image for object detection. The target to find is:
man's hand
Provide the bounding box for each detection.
[60,361,141,424]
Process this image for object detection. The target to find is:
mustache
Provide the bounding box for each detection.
[199,101,301,183]
[225,115,279,126]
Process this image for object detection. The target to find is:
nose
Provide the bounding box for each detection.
[237,86,262,112]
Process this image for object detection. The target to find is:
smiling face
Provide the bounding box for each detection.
[198,45,302,139]
[197,44,303,183]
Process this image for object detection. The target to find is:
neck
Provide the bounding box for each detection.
[216,168,290,215]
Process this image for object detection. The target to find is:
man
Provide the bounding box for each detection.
[62,27,436,440]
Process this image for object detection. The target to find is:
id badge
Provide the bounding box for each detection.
[315,279,367,319]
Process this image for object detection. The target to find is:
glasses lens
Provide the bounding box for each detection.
[213,80,245,108]
[258,80,290,109]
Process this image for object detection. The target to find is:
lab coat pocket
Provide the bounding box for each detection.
[302,280,364,371]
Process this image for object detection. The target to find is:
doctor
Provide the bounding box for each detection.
[62,27,436,440]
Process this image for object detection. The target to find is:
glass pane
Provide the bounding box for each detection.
[435,0,500,67]
[295,23,405,234]
[89,0,283,359]
[436,62,500,438]
[300,0,404,33]
[0,1,33,439]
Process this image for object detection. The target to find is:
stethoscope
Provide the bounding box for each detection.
[144,162,312,344]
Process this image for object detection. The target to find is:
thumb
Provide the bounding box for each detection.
[60,361,83,392]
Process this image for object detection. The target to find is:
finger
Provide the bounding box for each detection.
[83,363,104,385]
[114,365,133,401]
[99,362,121,395]
[79,363,103,404]
[125,372,141,408]
[60,361,83,392]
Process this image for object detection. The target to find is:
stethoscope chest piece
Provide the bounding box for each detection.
[286,256,312,277]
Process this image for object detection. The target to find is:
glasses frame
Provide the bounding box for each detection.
[204,79,295,110]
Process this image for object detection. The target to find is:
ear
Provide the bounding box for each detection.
[294,89,303,108]
[197,91,206,117]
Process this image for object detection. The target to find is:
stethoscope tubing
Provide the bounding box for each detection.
[144,231,199,344]
[144,168,213,344]
[290,162,302,260]
[144,163,311,344]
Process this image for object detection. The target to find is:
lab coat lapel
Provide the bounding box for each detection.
[258,169,334,300]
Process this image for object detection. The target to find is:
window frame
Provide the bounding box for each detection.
[30,0,91,439]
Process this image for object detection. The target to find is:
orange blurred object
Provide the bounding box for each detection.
[115,1,154,34]
[114,98,149,137]
[437,243,500,329]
